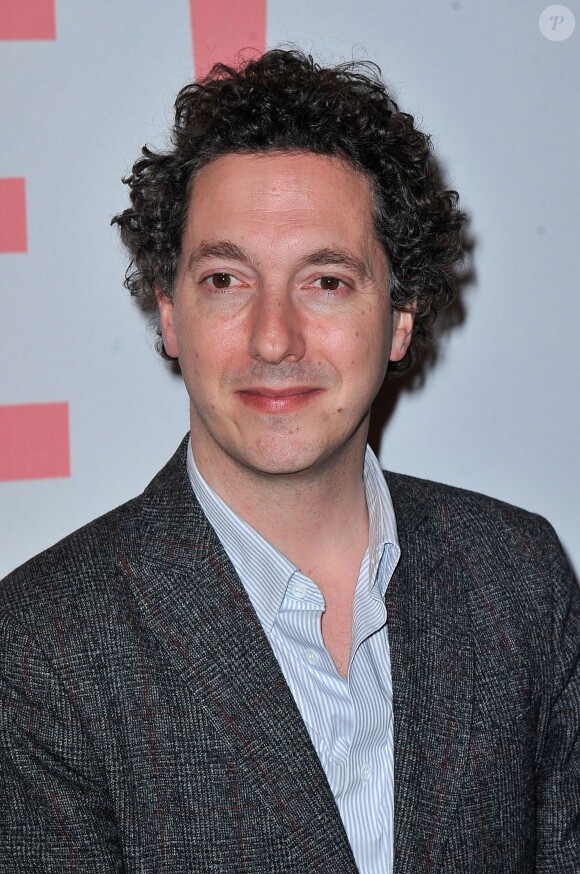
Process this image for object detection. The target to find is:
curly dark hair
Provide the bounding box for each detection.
[112,48,464,374]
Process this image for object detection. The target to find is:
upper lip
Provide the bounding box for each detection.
[237,386,321,397]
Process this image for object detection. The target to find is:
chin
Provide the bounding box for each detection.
[235,439,340,479]
[242,454,315,478]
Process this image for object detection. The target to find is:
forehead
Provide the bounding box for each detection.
[186,151,378,248]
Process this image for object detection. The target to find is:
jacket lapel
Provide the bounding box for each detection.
[386,473,474,873]
[123,437,357,871]
[120,438,473,871]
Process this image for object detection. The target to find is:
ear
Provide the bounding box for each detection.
[156,288,179,359]
[389,307,415,362]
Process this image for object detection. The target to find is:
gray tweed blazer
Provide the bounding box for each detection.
[1,436,578,872]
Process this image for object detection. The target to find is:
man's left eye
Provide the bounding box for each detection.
[314,276,344,291]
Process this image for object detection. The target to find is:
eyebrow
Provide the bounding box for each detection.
[187,241,249,272]
[187,241,372,281]
[295,248,372,281]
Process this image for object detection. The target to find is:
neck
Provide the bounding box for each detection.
[192,432,370,576]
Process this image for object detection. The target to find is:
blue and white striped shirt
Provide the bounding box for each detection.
[187,442,400,873]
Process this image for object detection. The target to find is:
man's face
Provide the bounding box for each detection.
[158,151,413,482]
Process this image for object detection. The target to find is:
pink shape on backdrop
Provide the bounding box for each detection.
[189,0,266,79]
[0,178,27,253]
[0,0,56,40]
[0,403,70,482]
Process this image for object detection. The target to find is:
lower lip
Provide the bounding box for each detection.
[237,390,323,413]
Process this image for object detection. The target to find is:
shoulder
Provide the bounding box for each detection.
[385,468,562,549]
[385,469,575,624]
[0,494,142,635]
[0,435,193,635]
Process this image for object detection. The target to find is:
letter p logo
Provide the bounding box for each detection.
[539,5,576,40]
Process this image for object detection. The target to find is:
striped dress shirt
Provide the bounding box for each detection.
[187,443,401,873]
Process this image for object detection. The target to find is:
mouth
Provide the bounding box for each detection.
[236,387,324,412]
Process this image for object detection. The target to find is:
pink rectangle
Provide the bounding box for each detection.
[0,0,56,40]
[0,178,27,253]
[189,0,266,79]
[0,403,70,482]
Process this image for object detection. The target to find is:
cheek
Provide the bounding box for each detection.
[179,320,246,388]
[331,319,390,372]
[178,305,234,356]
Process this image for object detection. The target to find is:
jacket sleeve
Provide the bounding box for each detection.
[535,523,580,871]
[0,609,123,873]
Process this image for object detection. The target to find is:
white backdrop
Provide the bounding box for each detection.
[1,0,578,578]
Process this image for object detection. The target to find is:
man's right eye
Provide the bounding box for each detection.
[206,273,235,289]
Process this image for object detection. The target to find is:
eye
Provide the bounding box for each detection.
[310,276,348,292]
[206,273,237,289]
[202,272,246,290]
[319,276,342,290]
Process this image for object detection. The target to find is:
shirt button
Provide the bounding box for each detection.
[306,649,320,666]
[361,764,372,783]
[291,582,308,599]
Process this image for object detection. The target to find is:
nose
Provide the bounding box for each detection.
[249,289,306,364]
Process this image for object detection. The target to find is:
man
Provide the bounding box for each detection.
[0,50,578,873]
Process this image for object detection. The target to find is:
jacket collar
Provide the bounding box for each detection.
[386,473,474,873]
[123,436,358,869]
[124,438,473,872]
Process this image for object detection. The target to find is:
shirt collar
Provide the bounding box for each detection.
[186,440,399,630]
[363,445,400,596]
